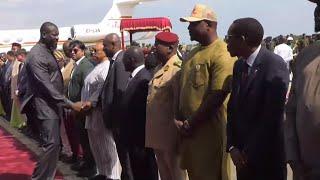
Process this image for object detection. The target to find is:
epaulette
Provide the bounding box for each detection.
[173,59,182,68]
[163,65,169,71]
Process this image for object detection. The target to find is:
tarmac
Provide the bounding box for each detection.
[0,116,293,180]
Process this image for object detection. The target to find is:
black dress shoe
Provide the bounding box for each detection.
[70,160,85,171]
[89,175,107,180]
[61,154,78,164]
[77,167,97,177]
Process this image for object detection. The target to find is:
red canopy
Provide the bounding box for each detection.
[120,17,172,48]
[120,17,172,33]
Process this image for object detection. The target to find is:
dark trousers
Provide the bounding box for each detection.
[32,118,61,180]
[114,128,158,180]
[1,87,12,120]
[76,113,94,165]
[237,164,287,180]
[113,129,134,180]
[64,109,80,158]
[128,146,158,180]
[25,105,40,138]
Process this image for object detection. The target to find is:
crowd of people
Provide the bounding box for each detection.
[0,3,319,180]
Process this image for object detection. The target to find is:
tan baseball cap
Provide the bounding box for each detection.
[180,4,217,22]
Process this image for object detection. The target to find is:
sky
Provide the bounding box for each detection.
[0,0,316,44]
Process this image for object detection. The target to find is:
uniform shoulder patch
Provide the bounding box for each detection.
[163,65,170,71]
[173,59,182,68]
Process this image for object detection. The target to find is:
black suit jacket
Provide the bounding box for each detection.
[100,51,131,129]
[21,43,71,120]
[227,47,289,167]
[119,68,151,147]
[1,61,12,93]
[17,63,28,103]
[68,57,95,102]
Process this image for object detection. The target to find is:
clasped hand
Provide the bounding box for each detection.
[174,119,193,137]
[71,101,92,112]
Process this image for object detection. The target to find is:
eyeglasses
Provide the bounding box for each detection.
[225,34,246,43]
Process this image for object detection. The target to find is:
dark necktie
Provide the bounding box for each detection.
[240,62,250,90]
[126,75,133,89]
[18,63,24,74]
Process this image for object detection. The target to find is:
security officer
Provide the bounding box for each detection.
[145,32,186,180]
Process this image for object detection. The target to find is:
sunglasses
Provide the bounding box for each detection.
[72,48,80,54]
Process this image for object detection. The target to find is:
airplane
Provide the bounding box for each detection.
[0,0,157,53]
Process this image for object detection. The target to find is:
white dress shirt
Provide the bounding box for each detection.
[125,64,145,89]
[112,50,123,61]
[70,56,85,78]
[244,45,261,74]
[131,64,145,78]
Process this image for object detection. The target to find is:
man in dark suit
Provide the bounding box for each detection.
[1,51,15,120]
[100,33,131,180]
[226,18,289,180]
[16,49,40,138]
[16,49,27,101]
[120,46,158,180]
[67,40,96,176]
[22,22,81,180]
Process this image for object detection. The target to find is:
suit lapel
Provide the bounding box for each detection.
[127,68,144,90]
[242,47,264,95]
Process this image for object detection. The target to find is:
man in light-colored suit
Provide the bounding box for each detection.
[285,42,320,180]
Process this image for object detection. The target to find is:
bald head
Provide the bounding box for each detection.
[40,22,59,51]
[40,22,58,35]
[123,46,145,72]
[103,33,121,58]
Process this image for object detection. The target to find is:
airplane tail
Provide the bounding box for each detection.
[99,0,156,23]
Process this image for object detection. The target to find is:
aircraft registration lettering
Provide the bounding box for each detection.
[86,28,101,33]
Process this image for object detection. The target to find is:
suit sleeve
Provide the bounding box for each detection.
[285,67,300,162]
[27,54,72,107]
[244,57,289,153]
[226,60,240,151]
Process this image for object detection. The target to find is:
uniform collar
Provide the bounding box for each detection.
[154,55,178,78]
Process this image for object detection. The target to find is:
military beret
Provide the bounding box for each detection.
[155,32,179,45]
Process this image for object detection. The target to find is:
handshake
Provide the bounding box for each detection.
[70,101,93,113]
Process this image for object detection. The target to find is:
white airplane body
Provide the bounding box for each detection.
[0,0,156,52]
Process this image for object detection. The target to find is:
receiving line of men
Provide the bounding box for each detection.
[9,3,320,180]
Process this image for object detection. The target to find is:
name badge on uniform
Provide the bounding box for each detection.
[195,64,201,71]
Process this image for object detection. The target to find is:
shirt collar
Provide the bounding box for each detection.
[75,56,85,65]
[131,64,145,78]
[245,45,261,67]
[112,50,122,61]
